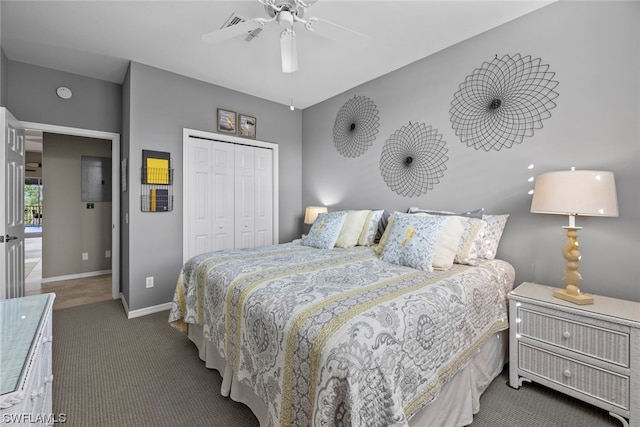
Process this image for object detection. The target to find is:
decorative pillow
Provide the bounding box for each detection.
[374,214,395,255]
[431,216,469,270]
[358,209,384,246]
[478,214,509,259]
[411,213,473,269]
[335,210,371,248]
[303,211,348,249]
[407,207,484,219]
[454,218,486,266]
[374,210,391,243]
[380,213,447,271]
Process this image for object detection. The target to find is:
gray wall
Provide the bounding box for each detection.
[6,61,121,134]
[42,133,112,278]
[123,61,302,311]
[0,49,7,107]
[0,2,5,107]
[302,1,640,302]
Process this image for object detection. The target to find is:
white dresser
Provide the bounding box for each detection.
[0,293,56,426]
[509,282,639,427]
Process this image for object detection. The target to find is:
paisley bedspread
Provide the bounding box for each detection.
[169,241,515,427]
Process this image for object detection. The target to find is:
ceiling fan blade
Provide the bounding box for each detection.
[280,28,298,73]
[306,17,369,48]
[201,18,266,44]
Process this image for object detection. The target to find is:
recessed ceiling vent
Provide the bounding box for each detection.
[222,13,263,42]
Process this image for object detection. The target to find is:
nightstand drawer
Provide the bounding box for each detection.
[518,342,629,410]
[518,307,630,367]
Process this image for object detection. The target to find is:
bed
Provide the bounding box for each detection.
[169,209,515,427]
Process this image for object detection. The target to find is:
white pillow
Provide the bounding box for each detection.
[478,214,509,259]
[334,210,370,248]
[454,218,486,266]
[358,210,384,246]
[431,216,469,270]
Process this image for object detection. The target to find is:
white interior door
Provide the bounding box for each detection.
[184,136,235,261]
[254,147,273,247]
[212,141,235,251]
[235,145,255,249]
[1,108,26,299]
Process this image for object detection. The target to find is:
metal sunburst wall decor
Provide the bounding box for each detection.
[450,53,559,151]
[379,122,448,197]
[333,95,380,158]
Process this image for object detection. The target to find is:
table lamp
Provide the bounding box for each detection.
[304,206,327,225]
[530,169,618,304]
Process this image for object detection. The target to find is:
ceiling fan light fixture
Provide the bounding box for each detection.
[280,28,298,73]
[277,10,294,28]
[202,0,369,74]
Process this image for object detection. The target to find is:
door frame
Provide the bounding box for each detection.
[21,121,120,300]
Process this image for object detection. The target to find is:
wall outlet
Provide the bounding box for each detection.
[82,252,89,261]
[145,276,154,288]
[105,250,111,258]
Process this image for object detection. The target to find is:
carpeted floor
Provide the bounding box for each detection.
[52,299,622,427]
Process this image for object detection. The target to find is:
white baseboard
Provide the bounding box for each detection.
[124,298,172,319]
[119,293,129,314]
[40,269,112,284]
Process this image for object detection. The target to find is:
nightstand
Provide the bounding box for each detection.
[509,282,639,427]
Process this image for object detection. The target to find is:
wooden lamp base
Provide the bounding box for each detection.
[552,288,594,305]
[555,225,594,305]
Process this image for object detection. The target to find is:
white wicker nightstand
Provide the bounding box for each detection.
[508,282,639,427]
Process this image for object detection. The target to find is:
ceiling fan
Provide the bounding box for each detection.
[201,0,369,73]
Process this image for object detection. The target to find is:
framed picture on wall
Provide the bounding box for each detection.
[217,108,237,135]
[239,114,256,139]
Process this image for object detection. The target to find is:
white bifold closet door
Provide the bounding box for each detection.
[185,137,274,260]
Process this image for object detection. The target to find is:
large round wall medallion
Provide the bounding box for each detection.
[333,95,380,158]
[379,122,448,197]
[450,53,559,151]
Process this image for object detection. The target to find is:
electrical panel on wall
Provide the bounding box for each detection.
[81,156,112,202]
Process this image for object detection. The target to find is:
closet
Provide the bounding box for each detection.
[183,129,278,262]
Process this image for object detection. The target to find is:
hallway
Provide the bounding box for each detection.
[24,236,112,310]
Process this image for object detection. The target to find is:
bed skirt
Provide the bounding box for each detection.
[187,324,508,427]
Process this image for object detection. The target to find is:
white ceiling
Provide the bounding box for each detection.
[1,0,553,110]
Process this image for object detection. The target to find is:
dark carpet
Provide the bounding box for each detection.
[52,299,622,427]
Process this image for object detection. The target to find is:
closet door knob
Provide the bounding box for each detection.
[563,331,571,339]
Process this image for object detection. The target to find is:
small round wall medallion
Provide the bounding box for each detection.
[56,86,73,99]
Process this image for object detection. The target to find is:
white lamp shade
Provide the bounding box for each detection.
[531,170,618,217]
[304,206,327,224]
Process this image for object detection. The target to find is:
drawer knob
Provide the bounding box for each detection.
[563,369,572,378]
[562,331,571,339]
